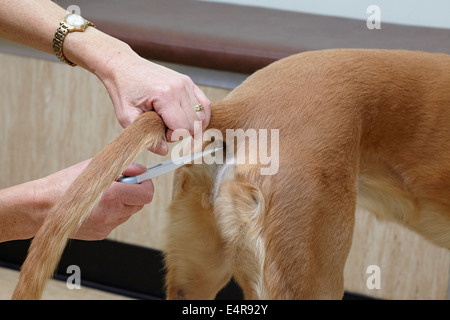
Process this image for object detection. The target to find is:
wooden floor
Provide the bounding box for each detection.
[0,267,130,300]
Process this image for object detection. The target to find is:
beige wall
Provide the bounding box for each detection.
[1,52,448,299]
[0,52,229,250]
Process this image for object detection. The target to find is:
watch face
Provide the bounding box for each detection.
[66,14,85,27]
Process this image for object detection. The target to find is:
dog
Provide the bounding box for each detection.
[12,49,450,299]
[163,48,450,299]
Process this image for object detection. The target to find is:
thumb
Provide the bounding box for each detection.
[148,140,168,156]
[121,163,147,177]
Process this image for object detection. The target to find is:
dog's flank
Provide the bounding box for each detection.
[164,49,450,299]
[12,111,165,300]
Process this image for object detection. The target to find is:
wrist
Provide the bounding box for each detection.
[31,178,53,228]
[62,26,137,80]
[19,178,51,239]
[0,179,50,242]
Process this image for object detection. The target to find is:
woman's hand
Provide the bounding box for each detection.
[67,32,212,155]
[39,159,155,240]
[100,50,211,147]
[0,0,212,153]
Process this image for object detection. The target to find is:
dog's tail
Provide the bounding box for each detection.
[11,111,166,300]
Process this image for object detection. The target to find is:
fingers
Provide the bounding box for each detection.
[121,162,147,177]
[181,78,211,136]
[106,56,211,147]
[193,84,211,129]
[117,163,155,206]
[115,101,144,129]
[115,179,155,206]
[70,162,155,241]
[148,140,169,156]
[182,80,207,129]
[152,74,211,142]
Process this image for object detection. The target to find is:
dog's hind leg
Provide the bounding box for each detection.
[214,174,270,299]
[164,164,232,300]
[263,187,356,299]
[215,161,357,299]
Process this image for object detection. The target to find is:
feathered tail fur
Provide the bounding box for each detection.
[12,111,166,299]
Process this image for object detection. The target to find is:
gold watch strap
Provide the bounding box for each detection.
[52,18,95,67]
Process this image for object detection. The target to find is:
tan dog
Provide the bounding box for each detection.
[163,49,450,299]
[12,49,450,300]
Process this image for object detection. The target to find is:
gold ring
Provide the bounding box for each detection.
[193,104,204,112]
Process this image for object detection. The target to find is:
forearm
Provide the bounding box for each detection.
[0,0,67,53]
[0,1,210,141]
[0,180,49,243]
[0,0,135,80]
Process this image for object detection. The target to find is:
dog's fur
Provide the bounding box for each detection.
[12,49,450,299]
[164,49,450,299]
[12,112,166,299]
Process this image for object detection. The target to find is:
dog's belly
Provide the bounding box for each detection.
[356,171,450,248]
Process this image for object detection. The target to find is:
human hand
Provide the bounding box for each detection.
[39,159,154,240]
[63,28,210,155]
[98,48,211,155]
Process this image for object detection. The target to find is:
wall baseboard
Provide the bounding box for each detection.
[0,239,373,300]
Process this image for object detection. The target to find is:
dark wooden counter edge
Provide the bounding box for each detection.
[48,0,450,74]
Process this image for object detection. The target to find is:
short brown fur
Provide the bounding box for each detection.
[164,49,450,299]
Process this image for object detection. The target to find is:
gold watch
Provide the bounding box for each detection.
[53,14,95,67]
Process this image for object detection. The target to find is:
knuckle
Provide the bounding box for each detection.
[134,205,145,213]
[203,98,211,108]
[196,110,206,122]
[118,115,131,129]
[101,190,116,204]
[141,184,154,203]
[142,193,153,204]
[174,75,192,90]
[154,84,172,98]
[95,231,110,241]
